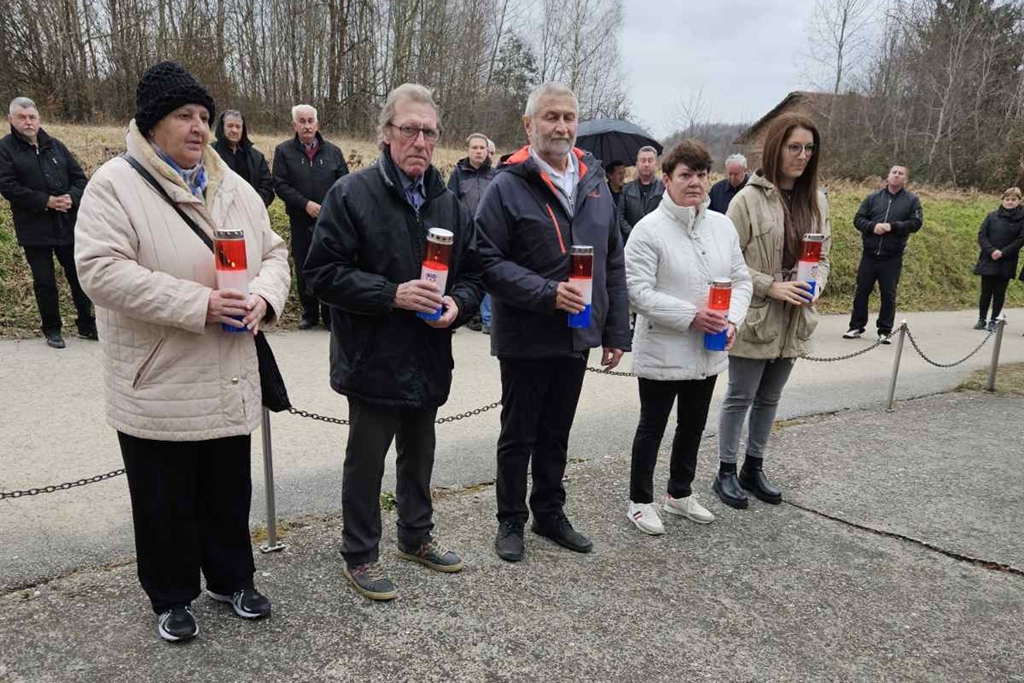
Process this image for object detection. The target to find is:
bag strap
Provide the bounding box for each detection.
[120,153,214,253]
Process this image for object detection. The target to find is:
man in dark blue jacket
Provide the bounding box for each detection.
[708,153,748,214]
[475,82,631,563]
[305,84,482,602]
[0,97,94,348]
[843,165,923,343]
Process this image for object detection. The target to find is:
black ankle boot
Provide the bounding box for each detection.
[713,472,749,509]
[739,458,782,504]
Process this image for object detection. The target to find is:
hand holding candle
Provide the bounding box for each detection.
[417,228,454,321]
[566,245,593,328]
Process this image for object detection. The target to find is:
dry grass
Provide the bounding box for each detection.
[957,362,1024,397]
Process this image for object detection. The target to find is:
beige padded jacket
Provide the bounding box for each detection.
[75,121,291,441]
[725,171,831,360]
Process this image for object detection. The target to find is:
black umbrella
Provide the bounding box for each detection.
[575,119,663,167]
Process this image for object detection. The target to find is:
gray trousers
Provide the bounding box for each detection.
[718,356,796,464]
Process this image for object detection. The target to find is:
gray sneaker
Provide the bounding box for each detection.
[397,541,464,573]
[343,562,397,601]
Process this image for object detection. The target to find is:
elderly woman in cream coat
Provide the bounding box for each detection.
[75,62,290,643]
[623,140,751,536]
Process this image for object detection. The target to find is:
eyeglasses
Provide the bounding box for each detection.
[389,123,440,142]
[786,143,816,157]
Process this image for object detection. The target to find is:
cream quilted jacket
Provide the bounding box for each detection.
[75,121,291,441]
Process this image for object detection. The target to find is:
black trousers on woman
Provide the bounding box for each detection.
[979,275,1010,321]
[629,376,718,504]
[118,432,255,614]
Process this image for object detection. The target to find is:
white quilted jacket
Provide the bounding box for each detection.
[75,121,291,441]
[625,193,752,381]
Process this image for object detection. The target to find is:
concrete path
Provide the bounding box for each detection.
[0,391,1021,682]
[1,308,1022,592]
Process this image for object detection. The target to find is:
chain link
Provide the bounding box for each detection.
[287,406,349,425]
[802,338,885,363]
[0,468,125,500]
[905,325,994,368]
[586,366,637,377]
[288,401,502,426]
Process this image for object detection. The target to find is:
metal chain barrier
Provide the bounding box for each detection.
[586,366,636,377]
[0,468,126,500]
[802,338,885,363]
[905,325,995,368]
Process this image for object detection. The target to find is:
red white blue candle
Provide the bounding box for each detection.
[703,278,732,351]
[418,227,454,321]
[796,233,825,300]
[568,245,593,329]
[214,227,248,333]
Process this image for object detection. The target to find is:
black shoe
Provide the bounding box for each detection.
[713,472,749,509]
[343,562,397,601]
[397,540,464,573]
[77,326,99,341]
[739,464,782,504]
[207,587,272,619]
[44,331,66,349]
[157,605,198,643]
[495,520,525,562]
[467,317,482,332]
[298,317,318,330]
[974,319,988,330]
[531,514,593,553]
[987,320,998,332]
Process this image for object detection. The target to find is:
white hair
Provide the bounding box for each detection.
[636,146,658,159]
[725,153,748,168]
[524,82,578,118]
[291,104,317,122]
[486,138,495,152]
[377,83,441,147]
[9,97,37,115]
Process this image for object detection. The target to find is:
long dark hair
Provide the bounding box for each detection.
[761,113,822,232]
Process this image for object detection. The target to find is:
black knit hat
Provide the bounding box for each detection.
[135,61,216,135]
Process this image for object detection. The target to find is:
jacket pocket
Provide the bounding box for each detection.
[739,300,778,344]
[132,337,166,390]
[796,306,819,341]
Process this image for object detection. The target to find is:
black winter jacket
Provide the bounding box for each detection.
[474,146,631,359]
[304,149,483,409]
[854,187,923,259]
[974,206,1024,278]
[619,177,664,237]
[447,157,496,215]
[708,176,748,214]
[0,127,88,247]
[272,133,349,229]
[213,113,275,207]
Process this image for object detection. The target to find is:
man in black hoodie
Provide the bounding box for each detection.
[273,104,349,329]
[449,132,496,332]
[844,165,923,343]
[213,110,275,207]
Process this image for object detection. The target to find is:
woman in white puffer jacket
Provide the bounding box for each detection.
[623,140,752,536]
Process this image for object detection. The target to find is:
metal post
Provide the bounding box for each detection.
[986,315,1007,392]
[259,407,286,553]
[886,321,908,412]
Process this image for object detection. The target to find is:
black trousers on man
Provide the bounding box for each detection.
[979,275,1010,321]
[23,244,94,334]
[495,354,588,525]
[629,376,718,504]
[290,221,330,325]
[341,397,438,567]
[118,432,255,614]
[849,253,903,335]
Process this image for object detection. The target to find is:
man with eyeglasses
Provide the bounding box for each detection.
[272,104,349,330]
[305,83,482,602]
[843,165,923,344]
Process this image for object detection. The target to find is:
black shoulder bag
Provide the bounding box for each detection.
[121,154,292,412]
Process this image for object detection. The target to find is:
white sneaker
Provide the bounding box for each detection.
[842,328,864,339]
[662,494,715,524]
[627,502,665,535]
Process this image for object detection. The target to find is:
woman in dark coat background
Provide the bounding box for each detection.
[974,187,1024,330]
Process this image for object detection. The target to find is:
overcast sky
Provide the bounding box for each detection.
[621,0,822,139]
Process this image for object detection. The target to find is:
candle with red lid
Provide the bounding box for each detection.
[567,245,593,328]
[703,278,732,351]
[418,228,454,321]
[796,233,825,300]
[214,227,248,333]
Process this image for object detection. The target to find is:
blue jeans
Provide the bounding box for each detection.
[480,293,492,326]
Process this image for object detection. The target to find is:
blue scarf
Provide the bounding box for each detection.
[151,143,207,199]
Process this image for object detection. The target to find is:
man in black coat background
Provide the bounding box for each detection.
[212,110,275,207]
[273,104,349,330]
[0,97,94,348]
[305,84,482,602]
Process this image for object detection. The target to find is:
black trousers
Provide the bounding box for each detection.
[23,244,94,334]
[118,432,255,614]
[289,221,329,323]
[496,354,588,525]
[629,375,718,504]
[979,275,1010,321]
[341,397,438,566]
[849,253,903,334]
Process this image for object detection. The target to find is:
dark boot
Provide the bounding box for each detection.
[739,458,782,504]
[495,520,525,562]
[712,472,749,509]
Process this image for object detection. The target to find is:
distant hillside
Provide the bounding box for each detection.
[662,123,750,171]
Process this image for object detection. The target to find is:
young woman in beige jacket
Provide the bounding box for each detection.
[74,63,291,643]
[714,114,831,510]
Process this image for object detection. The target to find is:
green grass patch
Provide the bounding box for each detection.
[957,362,1024,397]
